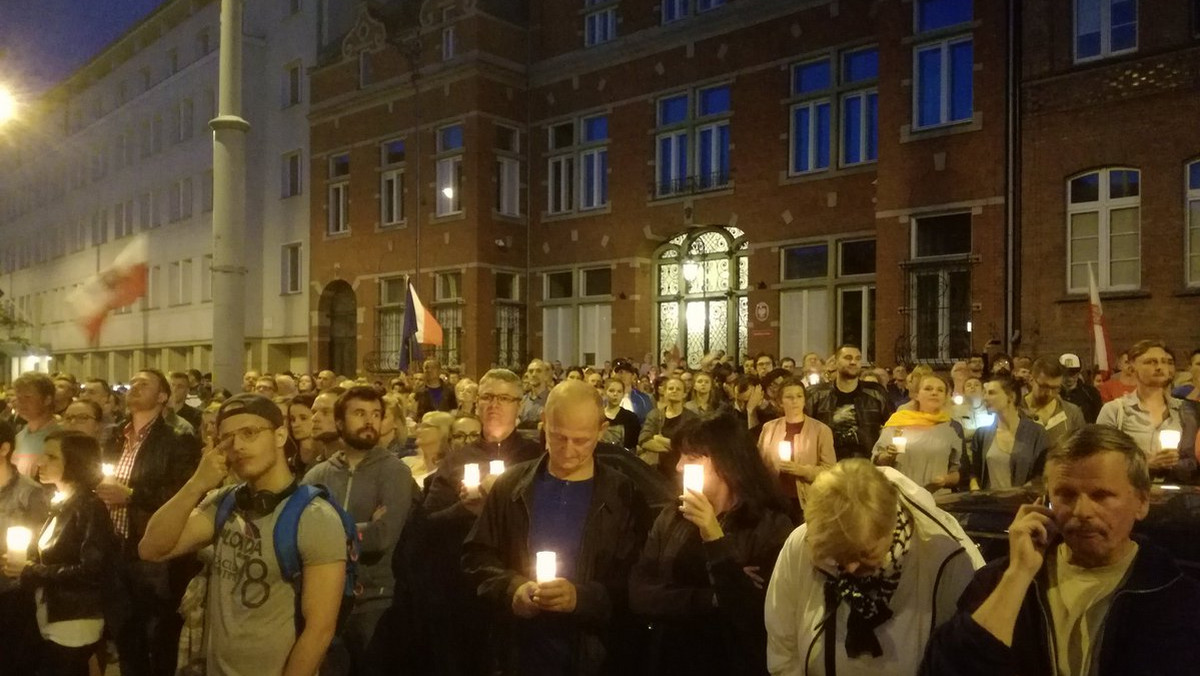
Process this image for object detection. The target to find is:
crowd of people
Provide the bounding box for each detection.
[0,338,1197,675]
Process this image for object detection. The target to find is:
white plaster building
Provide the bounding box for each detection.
[0,0,320,382]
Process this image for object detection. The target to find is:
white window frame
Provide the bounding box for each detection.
[1187,160,1200,287]
[584,7,617,47]
[912,36,974,131]
[281,243,302,295]
[548,155,575,214]
[328,182,349,235]
[655,129,689,197]
[1074,0,1139,63]
[436,125,464,217]
[579,147,608,210]
[840,89,878,167]
[662,0,687,23]
[382,168,405,226]
[695,120,730,189]
[436,271,463,301]
[544,270,574,301]
[282,150,302,198]
[1066,168,1141,293]
[789,99,831,176]
[496,156,521,216]
[580,266,613,297]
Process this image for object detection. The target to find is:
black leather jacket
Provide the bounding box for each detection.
[104,411,200,548]
[21,490,120,623]
[805,380,894,460]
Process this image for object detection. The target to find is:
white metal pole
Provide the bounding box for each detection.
[211,0,249,394]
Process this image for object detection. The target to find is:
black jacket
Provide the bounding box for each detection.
[805,380,894,460]
[21,491,120,623]
[1062,382,1103,424]
[462,455,647,676]
[415,383,458,418]
[628,502,794,676]
[920,538,1200,676]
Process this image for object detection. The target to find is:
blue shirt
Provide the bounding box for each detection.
[528,468,594,580]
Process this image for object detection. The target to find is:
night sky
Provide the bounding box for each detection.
[0,0,168,94]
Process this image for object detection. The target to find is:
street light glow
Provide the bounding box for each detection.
[0,86,16,124]
[441,187,455,199]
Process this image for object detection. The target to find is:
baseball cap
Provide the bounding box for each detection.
[1059,353,1082,370]
[216,393,284,429]
[612,358,636,374]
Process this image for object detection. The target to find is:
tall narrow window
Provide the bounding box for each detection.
[442,9,457,61]
[1067,168,1141,292]
[841,48,879,166]
[282,150,302,198]
[914,37,973,129]
[1187,160,1200,287]
[436,125,464,216]
[328,153,350,235]
[584,1,617,47]
[283,61,302,107]
[791,59,832,175]
[695,85,731,189]
[381,140,405,225]
[495,126,521,216]
[282,243,302,294]
[579,115,609,210]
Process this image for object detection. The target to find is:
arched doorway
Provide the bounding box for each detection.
[318,280,357,377]
[654,226,749,367]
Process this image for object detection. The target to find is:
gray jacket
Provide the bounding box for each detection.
[302,446,416,602]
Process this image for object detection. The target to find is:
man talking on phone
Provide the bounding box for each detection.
[921,425,1200,675]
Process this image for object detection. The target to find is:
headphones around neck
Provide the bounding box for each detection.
[234,482,298,518]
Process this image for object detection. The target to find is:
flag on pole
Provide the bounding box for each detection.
[398,282,443,371]
[68,235,149,345]
[1087,261,1113,378]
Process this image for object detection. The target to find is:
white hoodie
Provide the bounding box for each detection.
[764,467,984,676]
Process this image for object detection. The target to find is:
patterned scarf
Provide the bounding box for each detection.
[826,503,915,658]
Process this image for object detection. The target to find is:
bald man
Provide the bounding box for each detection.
[463,380,646,675]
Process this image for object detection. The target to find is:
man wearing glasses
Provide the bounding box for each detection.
[1024,357,1085,453]
[420,368,544,676]
[450,415,483,452]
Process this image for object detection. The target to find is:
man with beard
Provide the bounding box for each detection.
[310,387,345,463]
[1024,357,1085,452]
[805,344,893,461]
[303,385,415,675]
[1096,340,1196,481]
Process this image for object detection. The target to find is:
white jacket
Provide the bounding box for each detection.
[764,468,984,676]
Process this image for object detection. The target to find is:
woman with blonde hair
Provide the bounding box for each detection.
[872,374,963,495]
[404,411,454,489]
[764,459,983,675]
[685,371,723,414]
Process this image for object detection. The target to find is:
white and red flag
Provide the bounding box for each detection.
[399,282,443,370]
[68,235,149,345]
[1087,261,1114,378]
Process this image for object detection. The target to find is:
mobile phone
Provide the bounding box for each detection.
[1042,493,1053,510]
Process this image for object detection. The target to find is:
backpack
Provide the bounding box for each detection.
[214,483,361,633]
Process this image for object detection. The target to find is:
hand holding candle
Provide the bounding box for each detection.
[777,440,793,462]
[462,463,482,499]
[682,464,704,494]
[892,433,907,454]
[1159,430,1182,451]
[6,526,32,571]
[101,464,115,482]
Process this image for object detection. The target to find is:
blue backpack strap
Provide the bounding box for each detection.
[213,485,242,535]
[273,484,324,583]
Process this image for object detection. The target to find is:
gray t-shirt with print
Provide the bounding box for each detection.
[198,488,347,675]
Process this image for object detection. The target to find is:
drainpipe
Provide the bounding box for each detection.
[1004,0,1020,355]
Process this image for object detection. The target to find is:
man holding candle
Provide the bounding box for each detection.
[301,385,415,675]
[463,379,644,675]
[1095,340,1197,482]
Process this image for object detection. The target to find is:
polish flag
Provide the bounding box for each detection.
[1087,262,1113,377]
[68,235,149,345]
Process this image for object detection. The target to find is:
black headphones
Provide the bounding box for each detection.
[234,482,298,518]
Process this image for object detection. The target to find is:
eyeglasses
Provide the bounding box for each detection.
[63,415,97,423]
[218,425,274,446]
[478,394,521,406]
[451,432,482,442]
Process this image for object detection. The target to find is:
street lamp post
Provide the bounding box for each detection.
[211,0,249,394]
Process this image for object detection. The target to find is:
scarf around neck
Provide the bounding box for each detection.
[884,409,950,428]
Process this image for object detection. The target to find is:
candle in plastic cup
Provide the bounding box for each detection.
[6,527,31,568]
[101,463,115,478]
[806,373,820,386]
[778,440,793,462]
[1159,430,1182,451]
[462,463,481,489]
[682,464,704,494]
[893,435,908,454]
[952,394,964,406]
[535,551,557,583]
[489,460,506,475]
[978,412,996,427]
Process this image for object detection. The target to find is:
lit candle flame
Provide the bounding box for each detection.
[6,527,32,568]
[893,434,908,454]
[1159,430,1182,451]
[682,464,704,494]
[462,463,481,489]
[489,460,505,475]
[778,440,793,462]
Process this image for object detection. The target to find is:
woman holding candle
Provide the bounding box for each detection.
[872,374,963,494]
[639,377,699,478]
[629,412,794,676]
[969,376,1051,490]
[757,376,836,515]
[3,430,118,676]
[764,459,983,675]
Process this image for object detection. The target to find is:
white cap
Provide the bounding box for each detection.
[1059,353,1082,370]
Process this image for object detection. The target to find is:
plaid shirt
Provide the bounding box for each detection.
[110,415,158,538]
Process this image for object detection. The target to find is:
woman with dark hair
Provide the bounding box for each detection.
[630,412,793,675]
[564,366,586,382]
[3,430,118,676]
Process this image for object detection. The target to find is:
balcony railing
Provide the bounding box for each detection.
[650,170,733,199]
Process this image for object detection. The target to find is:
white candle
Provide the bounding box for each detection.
[535,551,557,583]
[101,463,115,478]
[952,394,964,406]
[682,464,704,494]
[489,460,506,475]
[51,491,66,505]
[806,373,820,386]
[1159,430,1182,451]
[778,440,793,462]
[892,434,908,454]
[6,527,32,568]
[462,463,481,488]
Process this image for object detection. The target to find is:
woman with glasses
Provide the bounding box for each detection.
[449,415,483,452]
[3,430,119,676]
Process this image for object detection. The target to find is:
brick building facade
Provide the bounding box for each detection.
[307,0,1015,376]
